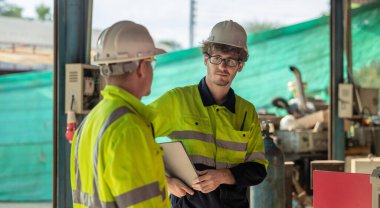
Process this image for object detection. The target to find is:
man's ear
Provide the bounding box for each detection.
[203,55,208,66]
[237,62,244,72]
[136,60,146,78]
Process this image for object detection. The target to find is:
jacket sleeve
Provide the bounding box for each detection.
[229,162,267,186]
[149,91,176,138]
[230,108,268,186]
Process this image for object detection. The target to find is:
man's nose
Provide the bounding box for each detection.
[218,60,228,69]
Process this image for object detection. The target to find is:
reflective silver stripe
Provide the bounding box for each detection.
[190,155,216,167]
[72,189,117,208]
[190,155,239,169]
[216,161,236,169]
[161,186,167,201]
[115,182,163,207]
[74,116,88,200]
[169,131,215,143]
[72,190,91,207]
[245,152,266,161]
[169,130,248,152]
[93,107,133,206]
[74,116,87,172]
[216,140,247,151]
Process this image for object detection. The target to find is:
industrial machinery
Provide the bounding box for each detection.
[276,130,328,154]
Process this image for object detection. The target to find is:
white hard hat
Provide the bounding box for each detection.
[94,21,165,66]
[205,20,248,52]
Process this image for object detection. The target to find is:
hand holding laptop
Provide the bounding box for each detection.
[167,177,194,196]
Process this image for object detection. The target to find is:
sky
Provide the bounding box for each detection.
[9,0,330,49]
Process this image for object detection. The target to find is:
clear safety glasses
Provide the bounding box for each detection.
[206,53,240,68]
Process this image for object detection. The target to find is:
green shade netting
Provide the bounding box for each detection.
[0,2,379,201]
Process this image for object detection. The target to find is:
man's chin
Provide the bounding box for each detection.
[144,90,151,97]
[214,79,229,86]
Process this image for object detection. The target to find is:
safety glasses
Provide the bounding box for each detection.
[205,53,240,68]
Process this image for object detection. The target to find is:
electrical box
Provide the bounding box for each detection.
[338,83,354,118]
[65,64,105,114]
[339,83,379,118]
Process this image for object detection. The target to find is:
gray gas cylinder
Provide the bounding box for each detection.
[250,121,285,208]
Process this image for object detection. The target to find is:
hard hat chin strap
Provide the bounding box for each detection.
[100,61,138,77]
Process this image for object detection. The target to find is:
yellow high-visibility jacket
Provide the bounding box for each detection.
[150,78,268,208]
[70,85,169,208]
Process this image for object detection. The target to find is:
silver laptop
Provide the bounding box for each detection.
[159,141,198,187]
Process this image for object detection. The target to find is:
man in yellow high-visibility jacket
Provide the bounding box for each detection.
[150,20,268,208]
[70,21,170,208]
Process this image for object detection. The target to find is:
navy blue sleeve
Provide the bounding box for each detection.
[229,162,267,186]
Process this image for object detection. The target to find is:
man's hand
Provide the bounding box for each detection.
[191,169,236,193]
[167,176,194,197]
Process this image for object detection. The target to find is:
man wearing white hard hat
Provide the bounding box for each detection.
[151,20,268,207]
[70,21,169,208]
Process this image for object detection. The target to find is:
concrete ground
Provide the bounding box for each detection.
[0,202,52,208]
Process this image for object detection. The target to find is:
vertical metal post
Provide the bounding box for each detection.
[189,0,196,47]
[329,0,345,160]
[53,0,93,207]
[346,0,353,83]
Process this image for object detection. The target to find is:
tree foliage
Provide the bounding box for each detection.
[36,3,51,21]
[0,0,23,18]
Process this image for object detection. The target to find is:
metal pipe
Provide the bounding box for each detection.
[290,66,307,115]
[53,0,58,207]
[329,0,345,160]
[189,0,196,47]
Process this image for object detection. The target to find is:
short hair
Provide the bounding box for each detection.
[201,42,249,62]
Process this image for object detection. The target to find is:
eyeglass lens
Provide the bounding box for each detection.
[209,56,239,67]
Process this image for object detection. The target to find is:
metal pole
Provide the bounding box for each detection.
[329,0,345,160]
[346,0,353,83]
[54,0,93,207]
[189,0,196,47]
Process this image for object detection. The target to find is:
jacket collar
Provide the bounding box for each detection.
[101,85,157,122]
[197,77,236,113]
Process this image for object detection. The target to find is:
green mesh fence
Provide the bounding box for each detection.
[0,2,379,201]
[0,71,52,201]
[145,2,380,116]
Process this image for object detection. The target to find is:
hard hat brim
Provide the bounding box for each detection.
[154,48,166,56]
[204,40,248,53]
[94,47,166,65]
